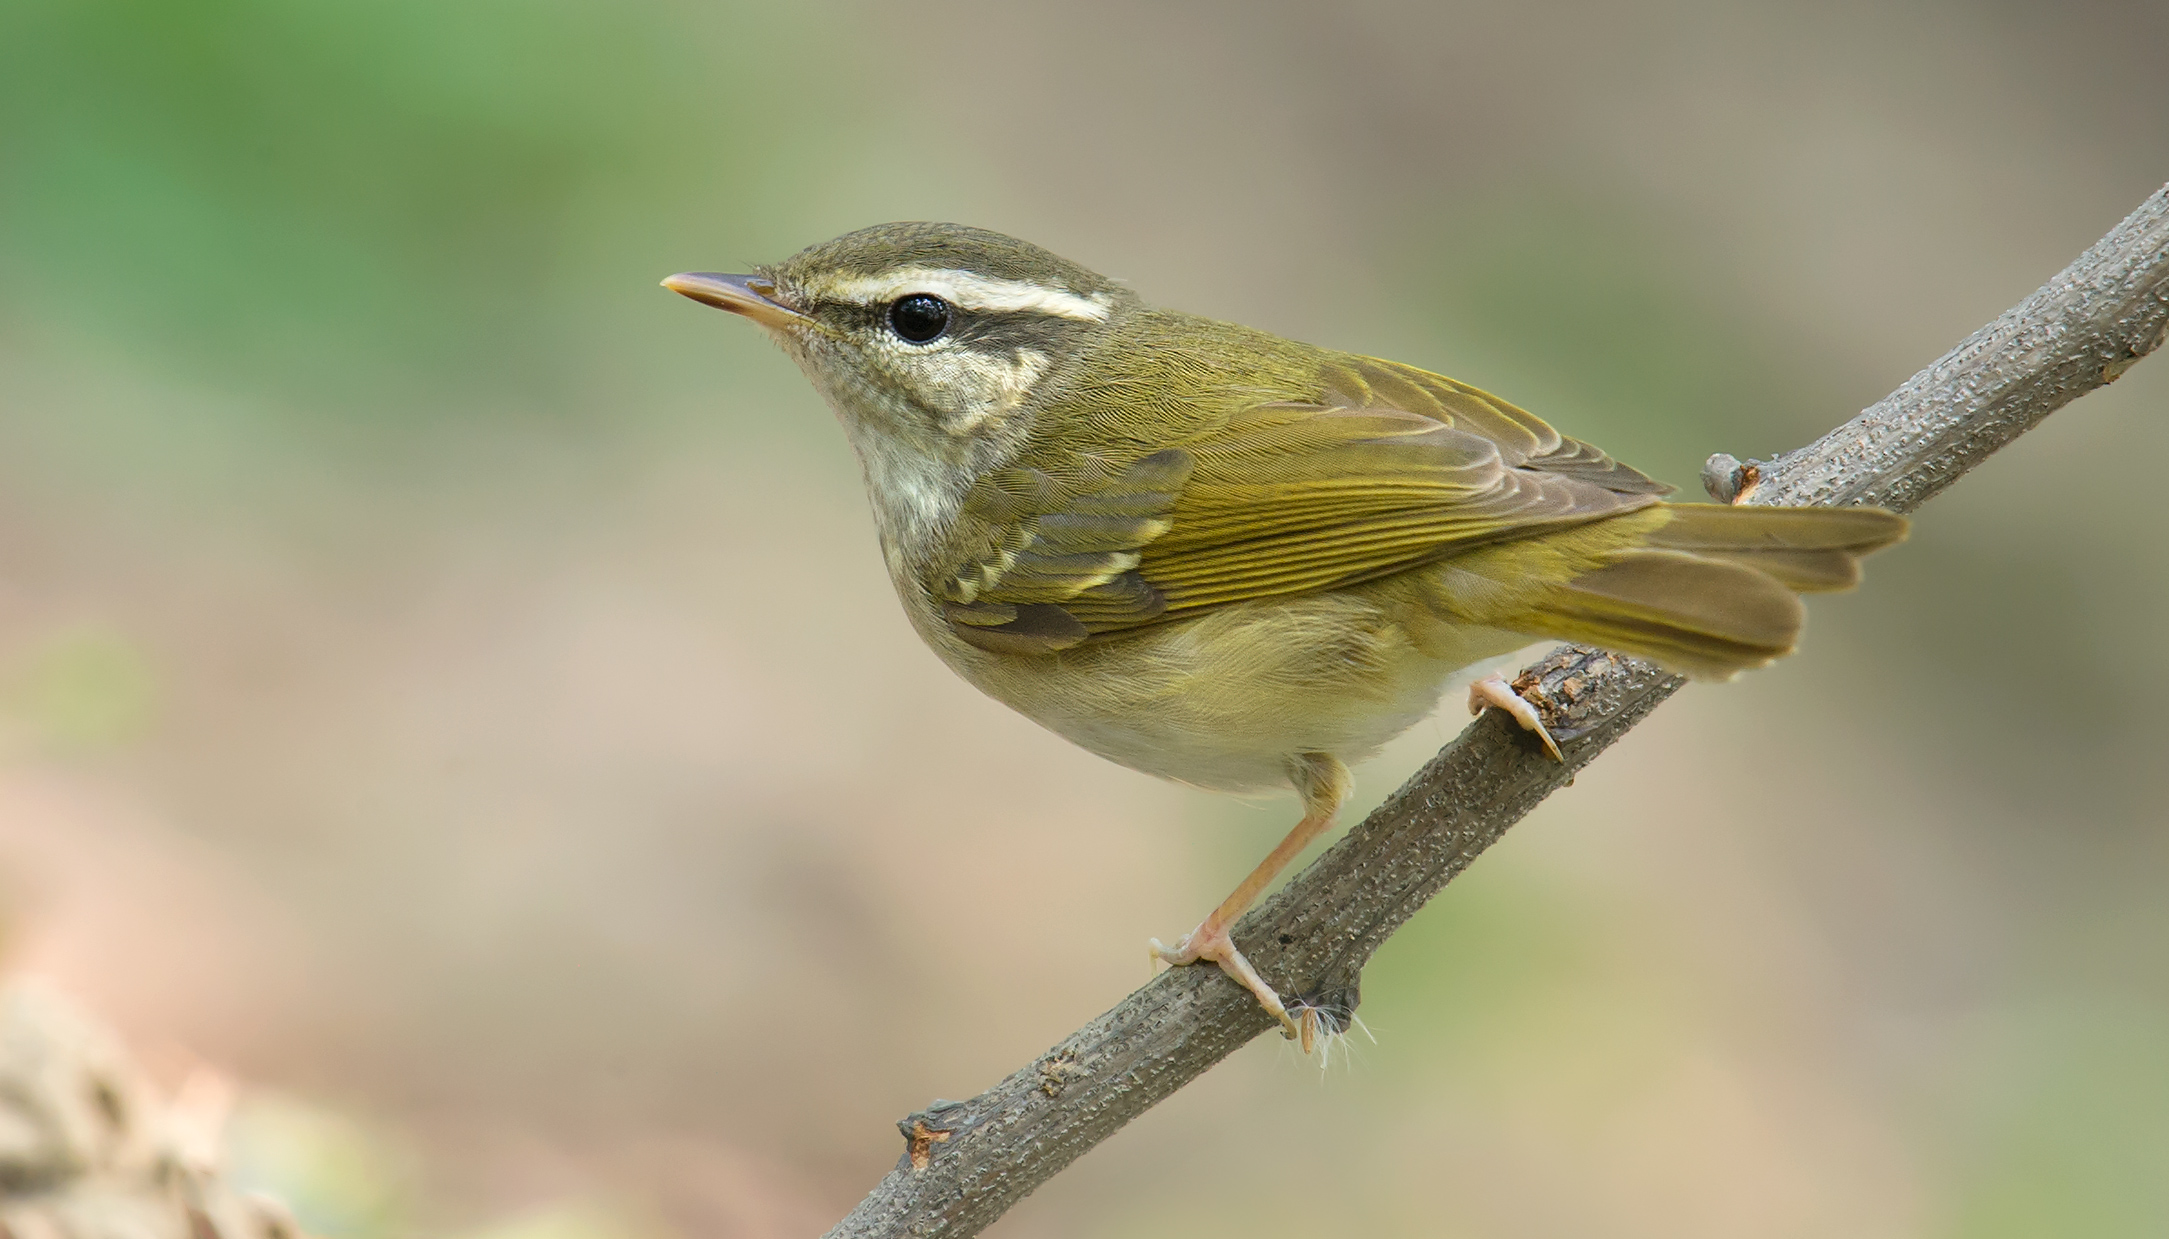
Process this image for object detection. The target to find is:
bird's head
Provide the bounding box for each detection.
[665,223,1135,464]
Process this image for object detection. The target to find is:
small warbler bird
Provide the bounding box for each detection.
[665,223,1905,1039]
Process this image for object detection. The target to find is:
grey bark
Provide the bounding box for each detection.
[826,182,2169,1239]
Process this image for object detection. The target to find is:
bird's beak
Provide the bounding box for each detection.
[661,272,807,329]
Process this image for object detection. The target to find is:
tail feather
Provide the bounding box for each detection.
[1506,502,1907,681]
[1539,549,1804,679]
[1646,503,1908,593]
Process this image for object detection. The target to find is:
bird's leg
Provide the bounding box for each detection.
[1149,809,1332,1035]
[1152,754,1350,1040]
[1468,671,1564,761]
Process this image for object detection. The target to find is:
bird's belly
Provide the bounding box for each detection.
[943,586,1533,795]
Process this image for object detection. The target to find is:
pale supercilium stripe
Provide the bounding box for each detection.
[811,267,1114,322]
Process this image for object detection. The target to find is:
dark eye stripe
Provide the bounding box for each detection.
[798,299,1091,360]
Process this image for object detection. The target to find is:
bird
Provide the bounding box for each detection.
[663,222,1906,1040]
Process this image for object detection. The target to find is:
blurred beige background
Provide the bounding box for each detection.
[2,2,2166,1236]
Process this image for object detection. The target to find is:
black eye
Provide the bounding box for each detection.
[888,294,951,343]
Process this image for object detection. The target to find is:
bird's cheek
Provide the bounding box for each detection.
[926,347,1052,437]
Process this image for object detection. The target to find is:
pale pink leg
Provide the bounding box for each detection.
[1151,754,1351,1040]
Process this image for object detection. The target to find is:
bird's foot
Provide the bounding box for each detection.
[1468,671,1564,761]
[1151,922,1299,1039]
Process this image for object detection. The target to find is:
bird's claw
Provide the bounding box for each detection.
[1151,923,1300,1039]
[1468,672,1564,761]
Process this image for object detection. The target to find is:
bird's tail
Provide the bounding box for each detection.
[1504,503,1908,680]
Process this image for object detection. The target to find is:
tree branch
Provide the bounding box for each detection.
[825,183,2169,1239]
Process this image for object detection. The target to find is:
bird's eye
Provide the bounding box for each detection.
[888,294,951,343]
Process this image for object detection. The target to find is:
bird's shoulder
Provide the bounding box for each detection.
[1001,308,1666,498]
[922,310,1670,654]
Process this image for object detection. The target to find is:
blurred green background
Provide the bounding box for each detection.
[3,2,2167,1236]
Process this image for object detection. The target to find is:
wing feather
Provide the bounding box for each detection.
[940,355,1670,652]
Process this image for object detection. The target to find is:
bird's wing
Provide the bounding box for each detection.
[939,357,1673,654]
